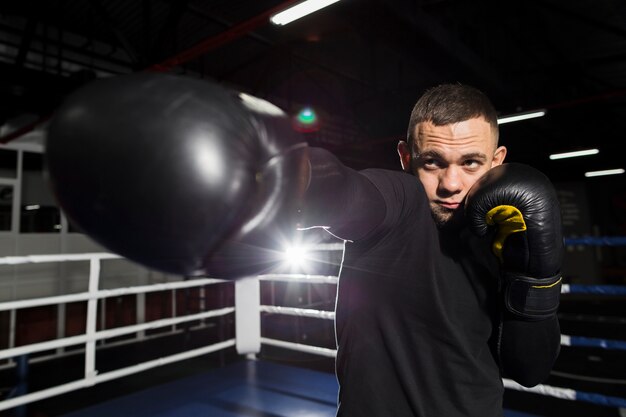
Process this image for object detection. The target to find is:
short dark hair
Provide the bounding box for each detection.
[406,83,499,146]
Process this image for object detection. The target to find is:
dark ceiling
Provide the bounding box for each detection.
[1,0,626,184]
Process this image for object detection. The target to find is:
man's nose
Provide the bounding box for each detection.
[438,167,463,195]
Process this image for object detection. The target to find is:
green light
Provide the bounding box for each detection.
[297,107,317,125]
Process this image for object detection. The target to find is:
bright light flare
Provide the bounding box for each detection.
[297,107,316,124]
[283,245,309,268]
[293,106,320,133]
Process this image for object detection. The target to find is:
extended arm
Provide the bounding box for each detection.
[302,147,386,241]
[45,72,385,277]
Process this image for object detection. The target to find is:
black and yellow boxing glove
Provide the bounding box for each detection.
[465,163,564,321]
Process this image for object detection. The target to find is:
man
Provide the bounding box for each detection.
[300,83,562,416]
[46,75,562,417]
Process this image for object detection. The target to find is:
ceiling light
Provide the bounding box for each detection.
[584,168,625,178]
[549,149,599,160]
[497,109,546,125]
[270,0,342,26]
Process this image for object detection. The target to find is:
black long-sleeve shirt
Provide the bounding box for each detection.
[302,147,560,417]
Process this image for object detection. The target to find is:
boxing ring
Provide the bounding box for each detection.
[0,239,625,417]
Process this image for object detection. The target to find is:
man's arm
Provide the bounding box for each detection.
[302,147,386,241]
[499,316,560,386]
[44,72,386,277]
[466,163,563,387]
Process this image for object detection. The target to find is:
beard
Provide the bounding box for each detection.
[430,203,464,230]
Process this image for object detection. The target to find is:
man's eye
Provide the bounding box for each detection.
[423,159,441,169]
[464,160,482,169]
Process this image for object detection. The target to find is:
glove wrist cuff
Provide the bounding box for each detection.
[503,272,562,321]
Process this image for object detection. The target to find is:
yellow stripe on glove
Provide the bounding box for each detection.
[485,205,527,263]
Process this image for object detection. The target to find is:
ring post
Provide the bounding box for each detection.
[235,277,261,358]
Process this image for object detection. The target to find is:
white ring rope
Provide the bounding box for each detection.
[0,307,235,361]
[502,378,577,401]
[0,278,227,312]
[0,321,217,372]
[258,274,338,284]
[0,252,120,265]
[260,337,337,358]
[260,305,335,320]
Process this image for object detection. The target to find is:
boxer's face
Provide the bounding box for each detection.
[398,117,506,227]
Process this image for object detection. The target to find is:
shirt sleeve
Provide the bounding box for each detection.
[302,147,429,242]
[498,314,561,387]
[301,147,394,241]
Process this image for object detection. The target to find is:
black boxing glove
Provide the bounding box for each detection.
[45,73,308,277]
[465,163,563,321]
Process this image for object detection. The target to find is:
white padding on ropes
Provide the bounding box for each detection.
[261,337,337,358]
[260,305,335,320]
[235,277,261,355]
[258,274,338,284]
[0,252,120,265]
[502,378,577,401]
[561,335,571,346]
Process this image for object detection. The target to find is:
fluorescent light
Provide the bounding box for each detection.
[497,109,546,125]
[25,204,40,210]
[550,149,599,160]
[584,168,625,178]
[270,0,342,26]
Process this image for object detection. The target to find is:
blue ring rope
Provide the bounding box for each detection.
[555,239,626,410]
[562,284,626,295]
[504,380,626,408]
[575,390,626,408]
[564,237,626,246]
[564,335,626,351]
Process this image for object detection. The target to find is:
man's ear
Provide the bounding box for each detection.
[491,145,507,167]
[397,141,412,172]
